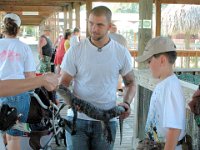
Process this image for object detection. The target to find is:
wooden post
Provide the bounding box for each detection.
[53,13,56,43]
[56,12,60,40]
[0,12,3,33]
[133,0,153,146]
[86,0,92,37]
[74,2,80,28]
[155,0,161,36]
[138,0,153,69]
[64,6,68,32]
[50,13,55,44]
[68,3,73,29]
[134,32,137,49]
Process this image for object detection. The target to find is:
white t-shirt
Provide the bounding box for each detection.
[0,38,36,80]
[108,33,128,48]
[61,38,133,120]
[70,35,79,47]
[145,74,186,150]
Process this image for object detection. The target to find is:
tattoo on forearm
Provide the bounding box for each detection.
[123,71,135,86]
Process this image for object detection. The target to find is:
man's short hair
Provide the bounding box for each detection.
[90,6,112,23]
[73,27,80,33]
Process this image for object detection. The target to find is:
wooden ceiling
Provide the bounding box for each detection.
[0,0,200,26]
[0,0,84,26]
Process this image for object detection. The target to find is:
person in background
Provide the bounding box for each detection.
[60,6,136,150]
[0,72,59,150]
[189,86,200,113]
[0,13,36,150]
[51,33,63,72]
[64,29,72,52]
[109,23,128,95]
[0,33,4,39]
[54,29,72,74]
[70,27,80,47]
[108,23,128,48]
[135,37,186,150]
[38,25,53,73]
[54,33,63,49]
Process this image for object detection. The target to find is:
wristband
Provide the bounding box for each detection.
[124,101,130,108]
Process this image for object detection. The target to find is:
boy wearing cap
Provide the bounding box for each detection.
[136,37,186,150]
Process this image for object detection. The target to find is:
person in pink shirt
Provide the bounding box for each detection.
[54,29,72,74]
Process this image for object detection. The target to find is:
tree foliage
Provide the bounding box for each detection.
[113,3,139,13]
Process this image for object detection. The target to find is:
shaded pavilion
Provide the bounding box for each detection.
[0,0,200,149]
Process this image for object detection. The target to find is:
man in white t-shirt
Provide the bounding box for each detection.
[70,27,80,47]
[136,37,186,150]
[60,6,136,150]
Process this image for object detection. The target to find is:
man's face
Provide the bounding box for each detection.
[88,14,111,41]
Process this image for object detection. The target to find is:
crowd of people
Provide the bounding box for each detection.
[0,5,199,150]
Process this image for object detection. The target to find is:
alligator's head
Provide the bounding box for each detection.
[56,85,73,105]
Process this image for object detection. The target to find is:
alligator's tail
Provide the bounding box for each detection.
[119,118,123,145]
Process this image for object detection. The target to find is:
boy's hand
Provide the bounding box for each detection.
[188,89,200,115]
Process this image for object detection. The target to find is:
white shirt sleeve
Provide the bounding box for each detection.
[120,48,133,76]
[163,82,185,130]
[60,47,76,76]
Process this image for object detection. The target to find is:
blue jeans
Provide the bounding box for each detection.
[0,92,30,136]
[66,117,117,150]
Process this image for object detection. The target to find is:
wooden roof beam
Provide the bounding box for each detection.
[90,0,200,4]
[160,0,200,4]
[0,0,84,6]
[20,18,43,25]
[9,11,51,16]
[0,6,62,12]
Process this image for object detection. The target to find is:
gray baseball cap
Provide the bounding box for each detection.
[135,36,176,63]
[3,13,21,27]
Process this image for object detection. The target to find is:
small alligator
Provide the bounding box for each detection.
[57,84,126,144]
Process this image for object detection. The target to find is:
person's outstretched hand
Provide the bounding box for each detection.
[188,89,200,115]
[42,73,60,91]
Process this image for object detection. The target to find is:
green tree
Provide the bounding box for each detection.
[26,26,34,35]
[113,3,139,13]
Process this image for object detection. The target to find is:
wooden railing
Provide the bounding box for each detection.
[129,49,200,68]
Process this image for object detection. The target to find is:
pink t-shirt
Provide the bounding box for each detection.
[0,38,36,80]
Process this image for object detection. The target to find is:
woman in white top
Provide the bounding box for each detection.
[0,13,35,150]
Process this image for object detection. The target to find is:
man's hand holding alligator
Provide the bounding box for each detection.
[118,101,131,119]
